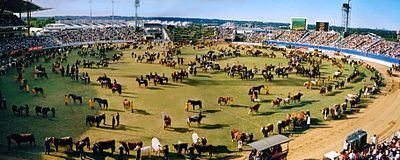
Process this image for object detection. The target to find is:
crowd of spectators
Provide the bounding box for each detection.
[51,26,138,44]
[0,36,59,56]
[0,14,26,27]
[247,32,269,43]
[299,31,340,46]
[275,30,307,42]
[342,131,400,159]
[245,29,399,58]
[366,40,398,55]
[338,34,381,51]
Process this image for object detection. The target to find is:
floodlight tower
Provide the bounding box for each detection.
[135,0,140,31]
[89,0,93,27]
[112,0,115,28]
[342,0,351,35]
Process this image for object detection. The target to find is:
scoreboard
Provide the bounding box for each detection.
[291,17,307,30]
[316,22,329,31]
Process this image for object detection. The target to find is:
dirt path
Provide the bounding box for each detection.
[287,62,400,159]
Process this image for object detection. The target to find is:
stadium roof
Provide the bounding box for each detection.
[1,0,49,13]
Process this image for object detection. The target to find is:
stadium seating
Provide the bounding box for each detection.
[0,14,26,27]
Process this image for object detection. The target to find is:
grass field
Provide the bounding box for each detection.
[0,43,376,159]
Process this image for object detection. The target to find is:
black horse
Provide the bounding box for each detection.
[193,144,213,159]
[68,94,83,104]
[187,112,206,126]
[136,78,148,87]
[86,114,106,127]
[291,93,303,103]
[93,140,116,155]
[97,76,112,88]
[93,98,108,110]
[187,100,202,110]
[173,143,188,155]
[35,106,50,117]
[251,85,265,94]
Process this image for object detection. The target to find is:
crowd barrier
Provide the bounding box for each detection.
[265,40,400,65]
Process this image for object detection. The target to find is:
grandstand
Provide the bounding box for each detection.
[244,28,399,60]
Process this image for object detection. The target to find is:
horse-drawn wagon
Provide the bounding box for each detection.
[346,129,368,151]
[247,134,290,160]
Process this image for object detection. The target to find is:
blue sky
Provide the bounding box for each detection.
[31,0,400,30]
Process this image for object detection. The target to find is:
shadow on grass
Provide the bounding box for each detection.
[261,99,272,103]
[230,104,247,108]
[199,123,229,129]
[279,100,320,109]
[167,127,193,133]
[327,90,342,96]
[195,74,212,78]
[133,109,151,115]
[341,85,354,90]
[213,145,232,154]
[121,95,136,98]
[202,109,221,114]
[147,87,163,90]
[164,83,183,87]
[256,111,275,116]
[107,108,125,112]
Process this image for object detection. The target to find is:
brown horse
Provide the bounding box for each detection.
[120,141,143,155]
[163,116,172,129]
[217,97,234,106]
[272,98,282,107]
[7,133,36,148]
[93,140,115,154]
[122,99,130,108]
[261,124,274,137]
[248,103,261,114]
[45,137,73,152]
[230,129,254,143]
[75,137,90,158]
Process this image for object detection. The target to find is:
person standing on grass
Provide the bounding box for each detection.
[116,112,120,126]
[306,115,311,128]
[64,95,68,105]
[163,145,169,160]
[188,146,196,160]
[118,144,125,160]
[89,99,94,109]
[238,140,243,152]
[130,101,134,113]
[136,145,141,160]
[112,116,116,129]
[51,108,55,117]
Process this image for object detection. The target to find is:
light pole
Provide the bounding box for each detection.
[89,0,92,28]
[135,0,140,32]
[112,0,114,28]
